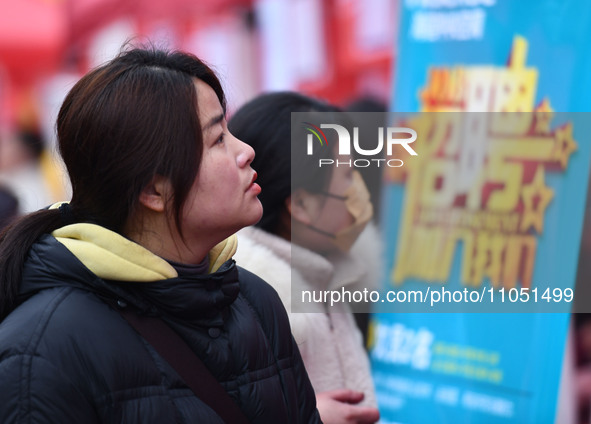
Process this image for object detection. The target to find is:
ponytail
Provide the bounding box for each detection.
[0,209,64,320]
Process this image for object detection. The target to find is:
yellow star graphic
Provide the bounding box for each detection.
[533,98,553,134]
[520,166,554,233]
[553,123,577,169]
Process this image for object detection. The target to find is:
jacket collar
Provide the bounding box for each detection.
[20,225,240,327]
[52,223,237,281]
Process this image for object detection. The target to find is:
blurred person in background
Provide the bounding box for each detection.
[0,47,320,423]
[230,92,381,424]
[0,122,58,213]
[575,314,591,423]
[343,96,388,225]
[0,185,19,230]
[343,96,388,348]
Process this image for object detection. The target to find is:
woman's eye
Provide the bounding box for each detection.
[216,133,225,144]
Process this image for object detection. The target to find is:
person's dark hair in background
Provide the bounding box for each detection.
[18,128,44,160]
[0,186,19,231]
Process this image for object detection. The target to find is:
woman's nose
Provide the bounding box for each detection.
[236,136,255,168]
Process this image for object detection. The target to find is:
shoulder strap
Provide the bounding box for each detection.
[116,306,250,424]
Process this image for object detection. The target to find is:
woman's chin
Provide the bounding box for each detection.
[235,201,263,232]
[249,203,264,227]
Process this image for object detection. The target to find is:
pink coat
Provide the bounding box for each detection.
[235,225,381,407]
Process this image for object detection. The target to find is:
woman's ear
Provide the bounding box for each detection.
[138,175,171,213]
[286,189,319,225]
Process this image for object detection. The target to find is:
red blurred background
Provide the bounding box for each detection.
[0,0,397,130]
[0,0,398,212]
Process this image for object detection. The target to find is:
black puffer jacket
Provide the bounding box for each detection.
[0,230,321,423]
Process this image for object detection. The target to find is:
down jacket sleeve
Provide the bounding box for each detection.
[290,333,324,423]
[0,353,100,423]
[0,285,101,424]
[237,267,322,423]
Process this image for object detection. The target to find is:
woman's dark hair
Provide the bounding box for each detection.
[228,91,341,234]
[0,46,225,320]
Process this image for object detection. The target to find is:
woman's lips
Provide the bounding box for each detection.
[247,172,261,194]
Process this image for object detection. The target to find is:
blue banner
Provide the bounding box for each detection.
[369,1,591,423]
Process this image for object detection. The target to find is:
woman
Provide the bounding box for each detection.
[230,92,381,424]
[0,48,320,423]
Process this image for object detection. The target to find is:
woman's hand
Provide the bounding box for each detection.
[316,389,380,424]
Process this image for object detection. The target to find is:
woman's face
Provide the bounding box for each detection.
[291,159,356,253]
[309,161,355,237]
[179,79,263,249]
